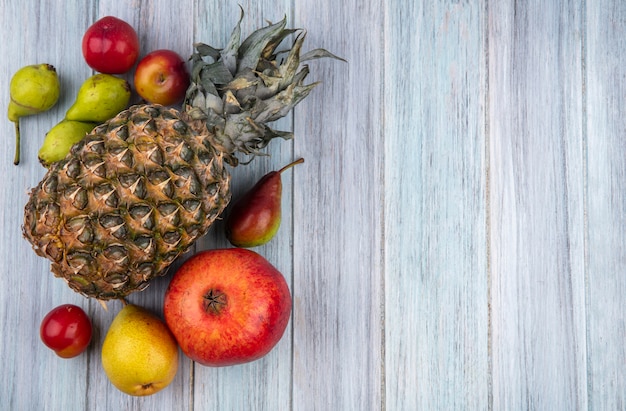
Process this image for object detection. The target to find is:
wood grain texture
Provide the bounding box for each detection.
[192,2,297,410]
[85,2,196,409]
[384,1,489,410]
[0,2,96,409]
[1,0,626,409]
[488,1,588,409]
[586,1,626,409]
[292,0,384,409]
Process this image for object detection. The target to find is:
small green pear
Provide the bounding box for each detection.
[7,64,60,165]
[38,120,97,167]
[65,74,131,123]
[225,158,304,248]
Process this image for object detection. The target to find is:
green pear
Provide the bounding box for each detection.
[38,120,97,167]
[7,64,60,165]
[65,74,131,123]
[225,158,304,247]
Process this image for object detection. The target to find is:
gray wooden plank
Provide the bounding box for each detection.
[291,1,384,410]
[82,2,196,410]
[488,1,588,409]
[191,3,296,409]
[586,1,626,409]
[0,1,97,409]
[384,1,489,409]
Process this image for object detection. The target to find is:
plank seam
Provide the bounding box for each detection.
[484,0,493,410]
[380,2,388,411]
[289,5,296,411]
[580,0,592,408]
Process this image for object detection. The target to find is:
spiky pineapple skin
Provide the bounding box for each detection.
[23,104,231,300]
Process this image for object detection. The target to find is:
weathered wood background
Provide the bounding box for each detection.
[0,0,624,409]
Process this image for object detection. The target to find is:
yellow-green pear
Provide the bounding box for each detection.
[101,304,178,396]
[8,64,60,165]
[38,120,97,167]
[65,74,131,123]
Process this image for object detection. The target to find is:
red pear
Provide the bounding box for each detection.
[226,158,304,247]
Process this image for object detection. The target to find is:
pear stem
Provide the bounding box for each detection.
[278,157,304,174]
[13,121,20,165]
[98,299,109,311]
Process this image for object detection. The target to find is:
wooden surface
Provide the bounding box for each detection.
[1,0,624,409]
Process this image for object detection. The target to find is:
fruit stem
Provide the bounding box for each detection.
[98,299,109,311]
[13,121,20,165]
[278,157,304,174]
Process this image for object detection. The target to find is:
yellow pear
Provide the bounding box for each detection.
[101,304,178,396]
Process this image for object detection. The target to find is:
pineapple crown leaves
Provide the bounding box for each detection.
[184,10,344,161]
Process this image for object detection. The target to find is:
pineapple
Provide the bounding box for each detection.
[23,13,341,300]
